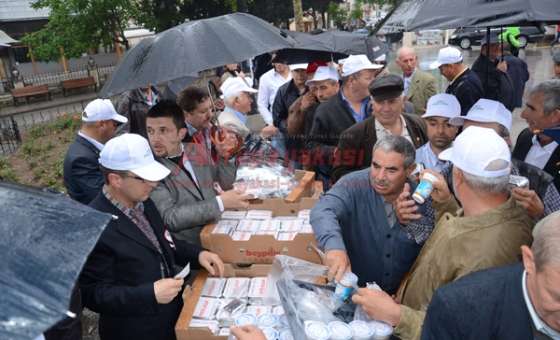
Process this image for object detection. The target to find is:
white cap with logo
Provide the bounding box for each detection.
[429,46,463,69]
[422,93,461,119]
[289,63,308,71]
[439,126,511,178]
[306,66,339,85]
[82,99,128,123]
[449,98,512,134]
[99,133,170,182]
[220,77,257,100]
[341,54,383,77]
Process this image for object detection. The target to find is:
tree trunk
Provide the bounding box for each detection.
[293,0,304,32]
[322,11,328,29]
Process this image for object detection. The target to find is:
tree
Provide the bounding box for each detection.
[23,0,138,61]
[326,1,348,29]
[247,0,293,28]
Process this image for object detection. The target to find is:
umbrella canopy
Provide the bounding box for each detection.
[405,0,560,31]
[276,30,389,64]
[100,12,296,98]
[0,182,111,340]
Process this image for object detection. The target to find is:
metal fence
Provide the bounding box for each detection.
[21,66,116,87]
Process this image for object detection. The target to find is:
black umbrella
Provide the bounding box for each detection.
[404,0,560,31]
[100,12,296,98]
[0,182,111,340]
[276,29,389,64]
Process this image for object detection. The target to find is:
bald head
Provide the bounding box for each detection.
[396,47,418,77]
[532,211,560,270]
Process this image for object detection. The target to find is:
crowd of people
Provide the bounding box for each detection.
[46,34,560,340]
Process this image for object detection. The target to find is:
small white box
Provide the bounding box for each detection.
[254,230,279,238]
[246,210,273,220]
[223,278,250,299]
[218,328,231,336]
[272,305,285,315]
[248,277,268,299]
[276,232,298,241]
[245,305,273,317]
[237,219,262,232]
[212,224,233,235]
[279,219,304,232]
[193,297,221,320]
[300,222,314,234]
[221,210,247,219]
[189,319,220,334]
[259,219,281,231]
[201,278,227,297]
[297,209,311,219]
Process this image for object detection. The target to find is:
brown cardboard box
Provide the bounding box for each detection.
[175,264,272,340]
[201,198,322,265]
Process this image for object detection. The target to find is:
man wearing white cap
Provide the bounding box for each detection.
[257,56,291,126]
[353,126,533,340]
[415,94,460,172]
[218,76,276,139]
[395,47,437,115]
[430,46,483,116]
[271,63,308,156]
[63,98,127,205]
[309,55,382,183]
[80,133,224,340]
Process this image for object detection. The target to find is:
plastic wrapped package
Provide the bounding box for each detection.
[233,163,299,199]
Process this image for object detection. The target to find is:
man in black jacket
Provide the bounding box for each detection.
[430,46,483,116]
[63,99,127,205]
[472,34,515,110]
[80,133,224,340]
[421,211,560,340]
[332,74,427,182]
[308,54,383,184]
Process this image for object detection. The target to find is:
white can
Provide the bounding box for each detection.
[369,320,393,340]
[412,172,439,204]
[328,321,353,340]
[304,320,331,340]
[350,320,374,340]
[279,328,294,340]
[261,327,279,340]
[334,272,359,301]
[234,313,257,327]
[257,313,279,328]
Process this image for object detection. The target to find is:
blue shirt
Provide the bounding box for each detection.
[340,90,370,123]
[224,107,248,125]
[415,142,449,173]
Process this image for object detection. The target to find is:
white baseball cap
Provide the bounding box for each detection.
[99,133,170,182]
[439,126,511,178]
[305,66,339,85]
[449,98,512,134]
[220,77,257,100]
[289,63,308,71]
[341,54,383,77]
[82,99,127,123]
[422,94,461,119]
[429,47,463,69]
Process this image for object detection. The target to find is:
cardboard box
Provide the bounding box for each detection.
[201,198,322,264]
[175,264,272,340]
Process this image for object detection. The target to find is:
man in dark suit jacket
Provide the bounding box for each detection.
[80,133,224,340]
[513,80,560,191]
[63,99,127,205]
[332,75,427,182]
[422,211,560,340]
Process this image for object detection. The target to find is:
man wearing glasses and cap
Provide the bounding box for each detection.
[80,133,224,340]
[430,46,483,116]
[63,98,127,205]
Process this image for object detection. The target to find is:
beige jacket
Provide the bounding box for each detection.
[394,197,534,340]
[406,69,437,115]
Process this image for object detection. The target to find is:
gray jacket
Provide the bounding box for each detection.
[150,143,236,245]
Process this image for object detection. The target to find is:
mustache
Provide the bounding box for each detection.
[373,178,390,187]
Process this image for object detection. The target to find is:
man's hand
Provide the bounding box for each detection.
[154,278,184,304]
[260,125,278,139]
[497,60,508,73]
[325,249,351,282]
[198,250,225,277]
[220,189,252,209]
[214,129,240,159]
[230,325,266,340]
[423,170,451,203]
[352,288,401,327]
[511,187,544,219]
[300,91,317,111]
[395,183,422,224]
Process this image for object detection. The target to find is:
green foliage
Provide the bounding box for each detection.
[327,1,348,28]
[0,157,18,183]
[23,0,138,61]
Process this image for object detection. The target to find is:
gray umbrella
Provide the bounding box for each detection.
[100,12,296,98]
[0,182,111,340]
[404,0,560,31]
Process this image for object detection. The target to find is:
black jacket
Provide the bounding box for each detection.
[445,68,484,116]
[422,264,536,340]
[472,54,515,111]
[332,114,427,182]
[504,55,529,109]
[116,87,159,138]
[513,128,560,192]
[272,80,302,133]
[80,193,202,340]
[63,135,103,204]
